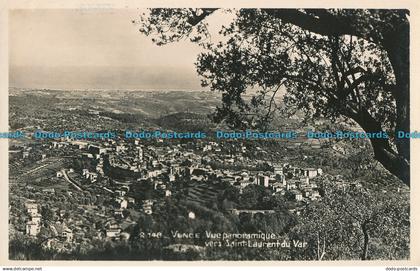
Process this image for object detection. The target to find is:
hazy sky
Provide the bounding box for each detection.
[9,9,230,90]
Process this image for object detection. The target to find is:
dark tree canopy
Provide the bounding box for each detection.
[137,9,410,186]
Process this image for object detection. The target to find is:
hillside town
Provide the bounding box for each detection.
[9,130,343,252]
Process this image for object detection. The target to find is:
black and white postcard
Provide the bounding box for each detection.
[0,0,419,268]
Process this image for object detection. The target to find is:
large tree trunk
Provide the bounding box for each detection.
[384,23,410,156]
[350,109,410,186]
[371,141,410,186]
[381,23,410,185]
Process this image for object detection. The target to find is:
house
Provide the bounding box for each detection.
[286,181,297,190]
[317,168,323,175]
[31,214,42,225]
[105,221,122,238]
[168,174,176,182]
[275,173,285,183]
[302,168,318,179]
[82,168,89,177]
[114,189,126,197]
[240,171,250,181]
[273,164,283,175]
[71,141,89,149]
[257,175,269,187]
[203,145,212,152]
[170,164,181,175]
[25,201,37,209]
[188,211,196,219]
[116,145,126,153]
[190,175,204,182]
[26,204,38,216]
[272,183,284,193]
[126,197,136,205]
[52,222,73,241]
[303,189,312,197]
[148,169,161,178]
[42,238,62,250]
[89,145,107,156]
[299,177,310,185]
[42,188,55,194]
[151,160,159,167]
[310,190,321,200]
[86,172,98,183]
[26,221,40,236]
[292,190,303,201]
[238,180,251,189]
[114,197,128,209]
[62,228,73,242]
[81,153,94,159]
[114,209,124,219]
[106,227,121,238]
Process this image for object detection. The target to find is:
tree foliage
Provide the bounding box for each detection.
[137,8,410,186]
[290,183,409,260]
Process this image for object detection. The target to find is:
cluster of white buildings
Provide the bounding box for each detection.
[25,200,41,236]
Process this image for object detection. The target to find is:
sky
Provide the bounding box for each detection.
[9,9,230,90]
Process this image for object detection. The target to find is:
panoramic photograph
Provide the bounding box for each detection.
[7,8,410,261]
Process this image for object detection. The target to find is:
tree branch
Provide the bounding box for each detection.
[262,9,359,38]
[187,9,218,26]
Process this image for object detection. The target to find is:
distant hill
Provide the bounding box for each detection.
[154,112,214,132]
[8,88,221,131]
